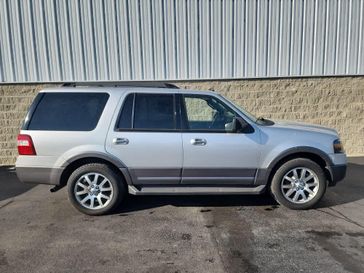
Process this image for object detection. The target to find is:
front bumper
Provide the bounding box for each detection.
[327,164,347,186]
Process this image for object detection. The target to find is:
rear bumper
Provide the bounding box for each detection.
[16,167,63,185]
[327,164,347,186]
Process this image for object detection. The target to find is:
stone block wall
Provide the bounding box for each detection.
[0,77,363,165]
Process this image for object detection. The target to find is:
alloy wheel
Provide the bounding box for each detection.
[280,167,320,204]
[74,172,114,210]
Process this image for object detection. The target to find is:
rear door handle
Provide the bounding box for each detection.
[190,138,207,146]
[113,137,129,145]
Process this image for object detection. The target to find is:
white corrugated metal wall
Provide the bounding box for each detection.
[0,0,363,82]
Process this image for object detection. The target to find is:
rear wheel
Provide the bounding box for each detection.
[67,163,125,215]
[270,158,327,210]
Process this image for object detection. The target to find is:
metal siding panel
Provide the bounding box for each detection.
[312,0,326,75]
[80,0,97,80]
[187,0,198,79]
[140,0,153,80]
[164,0,177,79]
[57,0,74,81]
[176,0,188,79]
[21,1,38,81]
[359,0,364,74]
[105,0,120,80]
[301,0,314,76]
[199,0,211,78]
[69,0,86,80]
[279,0,292,76]
[289,0,302,76]
[324,0,337,75]
[0,0,15,81]
[0,0,363,82]
[211,0,223,78]
[256,0,268,77]
[223,0,234,78]
[246,0,257,77]
[153,0,166,79]
[93,0,109,81]
[347,0,360,74]
[267,0,279,76]
[10,0,26,81]
[335,0,348,74]
[33,0,51,81]
[233,0,242,78]
[118,0,132,80]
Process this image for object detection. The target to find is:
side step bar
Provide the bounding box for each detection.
[128,185,266,195]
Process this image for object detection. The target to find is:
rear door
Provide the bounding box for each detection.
[106,92,183,185]
[180,94,261,185]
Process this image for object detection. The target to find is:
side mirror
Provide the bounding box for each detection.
[226,117,254,134]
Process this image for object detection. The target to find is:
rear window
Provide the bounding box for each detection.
[26,92,109,131]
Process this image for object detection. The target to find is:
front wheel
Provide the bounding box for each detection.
[270,158,327,210]
[67,163,125,215]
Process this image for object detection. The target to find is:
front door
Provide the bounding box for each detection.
[180,94,261,185]
[106,92,183,185]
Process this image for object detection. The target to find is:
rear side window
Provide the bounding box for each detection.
[116,93,134,129]
[116,93,175,130]
[134,94,175,130]
[27,92,109,131]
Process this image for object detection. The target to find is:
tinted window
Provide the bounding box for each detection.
[133,94,175,130]
[28,93,109,131]
[117,93,134,129]
[183,95,236,131]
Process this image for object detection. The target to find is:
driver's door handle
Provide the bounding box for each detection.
[190,138,207,146]
[113,137,129,145]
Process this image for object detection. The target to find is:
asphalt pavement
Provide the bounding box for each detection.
[0,158,363,273]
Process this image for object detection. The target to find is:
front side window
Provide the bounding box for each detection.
[183,95,236,131]
[27,92,109,131]
[116,93,175,131]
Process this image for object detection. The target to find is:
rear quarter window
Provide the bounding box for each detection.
[26,92,109,131]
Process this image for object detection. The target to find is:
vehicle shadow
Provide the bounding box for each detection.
[0,166,36,202]
[116,158,364,214]
[117,193,277,214]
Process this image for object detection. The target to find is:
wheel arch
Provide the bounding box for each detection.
[256,147,333,186]
[58,154,132,187]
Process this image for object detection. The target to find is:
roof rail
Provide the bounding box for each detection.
[61,82,179,89]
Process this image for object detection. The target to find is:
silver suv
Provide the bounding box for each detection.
[16,84,347,215]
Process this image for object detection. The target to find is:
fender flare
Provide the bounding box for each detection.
[57,152,133,185]
[62,152,127,169]
[255,146,333,185]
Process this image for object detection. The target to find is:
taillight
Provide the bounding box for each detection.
[17,134,36,155]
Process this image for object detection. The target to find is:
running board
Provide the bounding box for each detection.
[128,185,266,195]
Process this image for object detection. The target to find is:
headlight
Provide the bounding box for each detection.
[333,139,344,153]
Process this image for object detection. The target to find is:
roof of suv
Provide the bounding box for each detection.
[40,86,217,96]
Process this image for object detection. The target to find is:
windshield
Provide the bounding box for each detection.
[216,94,258,122]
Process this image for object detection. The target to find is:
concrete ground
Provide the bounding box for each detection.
[0,158,363,273]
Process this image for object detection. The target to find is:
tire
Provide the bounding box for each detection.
[270,158,327,210]
[67,163,125,215]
